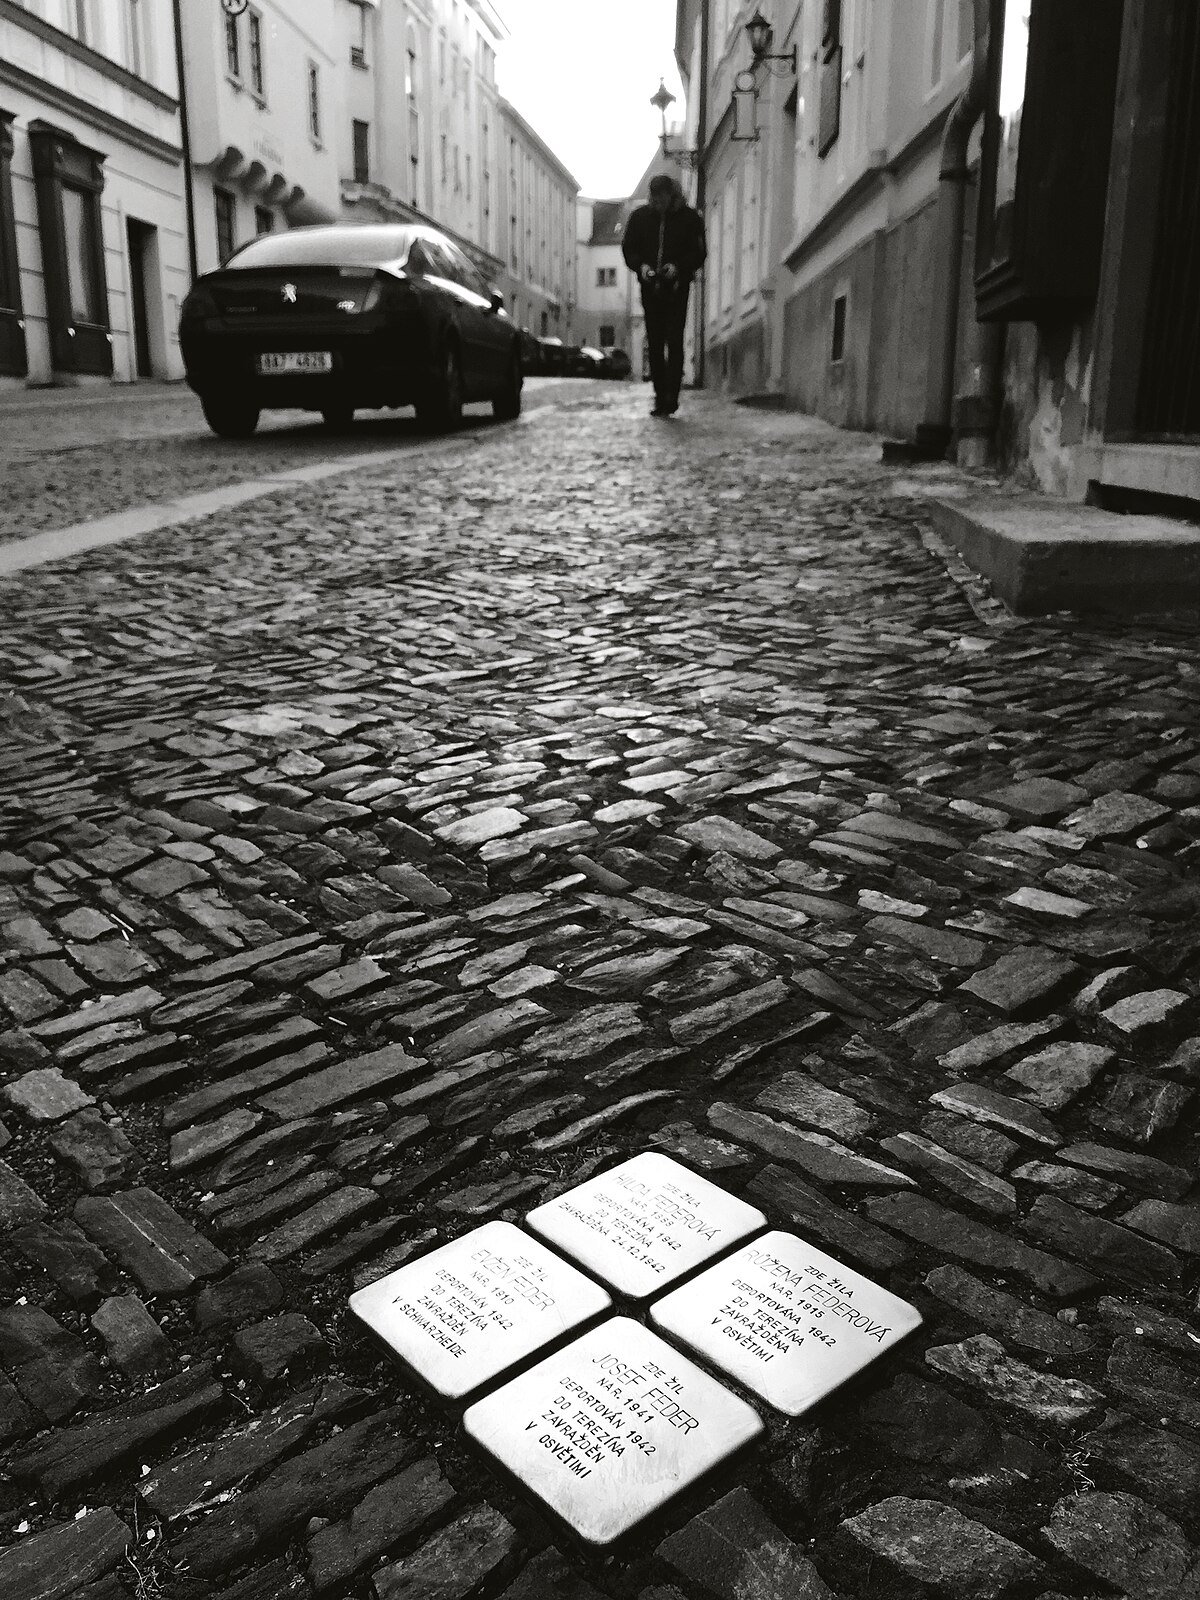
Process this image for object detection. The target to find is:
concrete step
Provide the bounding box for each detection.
[925,491,1200,614]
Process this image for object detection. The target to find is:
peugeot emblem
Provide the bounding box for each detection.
[281,283,297,304]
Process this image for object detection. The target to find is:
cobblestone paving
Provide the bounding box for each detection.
[0,377,595,544]
[2,385,1200,1599]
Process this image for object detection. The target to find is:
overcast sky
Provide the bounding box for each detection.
[495,0,685,198]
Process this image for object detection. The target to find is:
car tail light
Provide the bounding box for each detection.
[180,283,219,321]
[361,278,384,313]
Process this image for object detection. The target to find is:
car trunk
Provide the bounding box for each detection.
[209,266,380,319]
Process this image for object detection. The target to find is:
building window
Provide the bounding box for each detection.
[926,0,974,90]
[248,11,265,97]
[406,24,420,203]
[125,0,144,78]
[61,186,103,324]
[353,120,370,184]
[215,186,236,263]
[255,205,273,235]
[225,12,241,79]
[720,172,736,310]
[599,324,615,347]
[740,146,760,295]
[307,62,321,142]
[831,292,847,361]
[351,0,369,67]
[441,134,448,185]
[540,309,548,335]
[596,266,617,288]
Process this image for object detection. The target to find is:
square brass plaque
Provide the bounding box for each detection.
[462,1316,764,1545]
[348,1220,612,1400]
[650,1229,923,1416]
[525,1152,766,1299]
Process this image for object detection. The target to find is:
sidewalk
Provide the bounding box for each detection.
[1,385,1199,1600]
[0,376,602,546]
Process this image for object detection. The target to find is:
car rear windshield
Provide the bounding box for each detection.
[226,226,417,270]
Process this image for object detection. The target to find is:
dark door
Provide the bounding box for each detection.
[127,219,153,378]
[1135,4,1200,440]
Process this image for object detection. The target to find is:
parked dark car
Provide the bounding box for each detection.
[536,335,568,375]
[601,347,633,379]
[179,223,522,437]
[572,346,606,378]
[516,327,541,376]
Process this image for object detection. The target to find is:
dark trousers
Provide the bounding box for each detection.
[642,284,690,404]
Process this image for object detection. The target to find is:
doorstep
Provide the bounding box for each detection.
[924,490,1200,615]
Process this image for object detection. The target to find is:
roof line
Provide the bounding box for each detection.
[498,96,580,191]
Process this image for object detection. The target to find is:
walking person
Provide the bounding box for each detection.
[622,175,706,419]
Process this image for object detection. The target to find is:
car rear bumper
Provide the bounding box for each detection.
[181,322,432,410]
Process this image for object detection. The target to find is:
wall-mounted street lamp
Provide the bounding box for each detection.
[745,9,797,75]
[650,79,699,169]
[732,10,798,143]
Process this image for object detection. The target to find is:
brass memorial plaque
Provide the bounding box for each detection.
[525,1152,766,1299]
[349,1220,611,1400]
[650,1229,922,1416]
[463,1316,764,1545]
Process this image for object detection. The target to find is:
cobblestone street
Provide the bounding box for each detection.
[4,383,1200,1599]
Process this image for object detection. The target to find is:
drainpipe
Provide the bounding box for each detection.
[914,0,991,457]
[171,0,199,283]
[694,0,710,388]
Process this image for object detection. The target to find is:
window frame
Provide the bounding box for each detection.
[125,0,144,79]
[214,184,237,265]
[307,60,322,144]
[225,11,241,80]
[254,204,274,236]
[352,118,370,185]
[351,0,369,68]
[831,291,848,362]
[248,9,265,99]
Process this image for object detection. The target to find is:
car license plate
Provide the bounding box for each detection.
[256,351,333,375]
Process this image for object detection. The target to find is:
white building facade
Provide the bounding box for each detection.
[498,97,577,339]
[0,0,189,386]
[678,0,979,430]
[0,0,585,388]
[182,0,342,277]
[575,196,636,358]
[337,0,506,284]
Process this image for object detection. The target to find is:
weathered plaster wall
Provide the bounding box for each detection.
[996,314,1097,497]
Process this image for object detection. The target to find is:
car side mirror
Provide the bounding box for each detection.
[487,290,505,313]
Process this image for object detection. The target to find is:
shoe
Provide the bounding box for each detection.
[664,398,679,416]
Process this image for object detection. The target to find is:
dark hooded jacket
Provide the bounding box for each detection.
[621,201,707,286]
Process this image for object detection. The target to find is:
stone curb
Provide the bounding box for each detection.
[925,491,1200,614]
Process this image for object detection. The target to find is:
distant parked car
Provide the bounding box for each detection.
[179,222,522,437]
[601,348,633,379]
[516,328,541,375]
[573,346,607,377]
[536,336,568,375]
